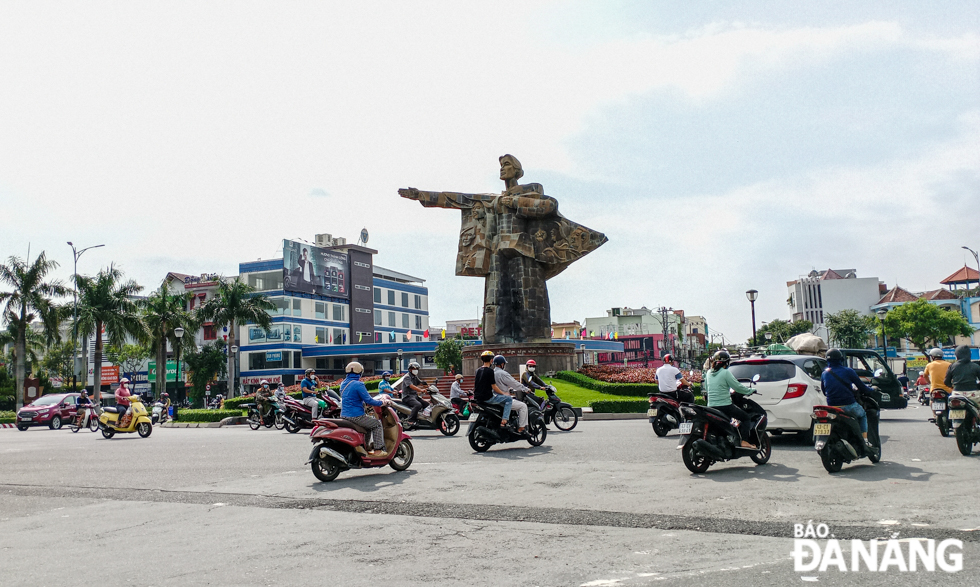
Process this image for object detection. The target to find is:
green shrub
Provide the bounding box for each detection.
[588,400,649,413]
[0,395,15,411]
[556,371,701,396]
[0,409,15,423]
[175,409,243,423]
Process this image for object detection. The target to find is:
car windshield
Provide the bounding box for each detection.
[729,362,796,382]
[30,396,63,407]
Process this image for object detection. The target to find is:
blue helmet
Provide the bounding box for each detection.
[382,371,391,378]
[493,355,507,367]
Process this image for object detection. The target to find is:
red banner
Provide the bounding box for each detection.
[101,366,119,384]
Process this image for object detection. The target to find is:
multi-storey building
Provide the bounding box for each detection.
[787,269,885,341]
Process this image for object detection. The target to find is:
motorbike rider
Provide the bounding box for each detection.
[450,373,470,412]
[923,348,952,396]
[274,383,286,402]
[159,392,171,422]
[378,371,395,398]
[655,354,695,404]
[944,345,980,404]
[77,390,93,426]
[115,378,133,427]
[474,351,510,428]
[301,369,321,420]
[492,355,529,434]
[401,362,429,423]
[822,348,876,449]
[704,350,756,449]
[519,360,553,408]
[256,380,273,419]
[339,361,392,456]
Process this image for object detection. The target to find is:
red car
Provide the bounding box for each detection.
[16,393,81,431]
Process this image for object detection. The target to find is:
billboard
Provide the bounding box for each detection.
[282,239,349,297]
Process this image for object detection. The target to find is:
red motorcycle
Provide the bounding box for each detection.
[305,405,414,482]
[282,394,340,434]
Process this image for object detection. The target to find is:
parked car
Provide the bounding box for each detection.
[16,393,81,431]
[838,349,908,410]
[728,355,827,442]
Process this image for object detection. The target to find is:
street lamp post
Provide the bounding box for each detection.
[230,344,239,398]
[67,242,104,390]
[397,349,403,373]
[174,327,185,404]
[963,246,980,291]
[746,290,759,347]
[876,308,888,360]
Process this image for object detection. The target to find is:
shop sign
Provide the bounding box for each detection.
[147,360,185,382]
[266,351,282,362]
[101,366,120,384]
[242,375,282,385]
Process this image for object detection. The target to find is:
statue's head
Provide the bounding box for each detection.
[499,154,524,181]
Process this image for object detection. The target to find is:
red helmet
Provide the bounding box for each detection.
[663,354,673,363]
[526,360,536,366]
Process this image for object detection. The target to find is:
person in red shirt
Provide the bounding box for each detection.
[115,378,133,427]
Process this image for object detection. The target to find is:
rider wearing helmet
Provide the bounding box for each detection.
[491,355,530,434]
[377,371,395,397]
[274,383,286,401]
[256,380,273,419]
[822,348,876,449]
[703,350,757,449]
[301,369,321,419]
[449,373,470,411]
[339,362,392,456]
[115,378,133,427]
[473,351,510,427]
[655,354,694,403]
[944,345,980,403]
[519,360,550,408]
[159,392,171,422]
[923,348,952,395]
[401,362,429,423]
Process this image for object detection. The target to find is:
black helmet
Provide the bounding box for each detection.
[662,354,673,363]
[710,350,731,369]
[492,355,507,367]
[826,348,844,363]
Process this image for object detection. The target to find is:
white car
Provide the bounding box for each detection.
[728,354,828,441]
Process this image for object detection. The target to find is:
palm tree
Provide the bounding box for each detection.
[198,278,274,398]
[142,284,197,398]
[75,265,147,402]
[0,252,69,411]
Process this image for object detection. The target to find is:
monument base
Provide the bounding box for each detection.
[462,342,580,377]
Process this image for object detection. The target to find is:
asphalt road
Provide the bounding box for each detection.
[2,404,978,586]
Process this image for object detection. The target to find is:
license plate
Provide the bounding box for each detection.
[647,408,658,417]
[813,423,832,436]
[950,410,966,420]
[21,416,32,421]
[679,422,693,434]
[933,402,945,411]
[881,393,890,402]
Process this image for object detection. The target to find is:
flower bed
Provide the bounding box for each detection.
[578,364,703,384]
[558,370,702,397]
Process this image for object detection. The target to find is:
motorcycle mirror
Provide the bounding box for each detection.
[752,374,761,383]
[873,369,884,378]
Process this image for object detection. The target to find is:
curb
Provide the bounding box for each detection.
[582,413,647,420]
[0,423,18,429]
[160,416,248,429]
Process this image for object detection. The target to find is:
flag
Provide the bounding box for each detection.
[315,335,319,343]
[441,328,446,340]
[406,330,412,339]
[358,332,363,342]
[389,331,395,342]
[343,332,347,343]
[562,328,566,338]
[424,329,430,338]
[551,329,555,338]
[329,334,333,343]
[614,332,619,340]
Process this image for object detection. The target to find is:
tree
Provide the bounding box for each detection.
[198,279,273,397]
[106,343,152,381]
[42,340,77,384]
[142,284,197,398]
[0,252,69,410]
[182,339,227,407]
[883,299,974,353]
[825,309,874,349]
[433,338,464,372]
[75,265,146,402]
[752,319,813,345]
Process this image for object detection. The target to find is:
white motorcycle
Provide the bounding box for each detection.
[151,402,169,425]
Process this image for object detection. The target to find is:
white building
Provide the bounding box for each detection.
[787,269,884,341]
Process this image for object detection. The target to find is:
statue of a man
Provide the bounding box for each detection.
[399,155,606,344]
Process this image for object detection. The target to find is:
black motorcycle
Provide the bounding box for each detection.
[648,384,694,437]
[467,400,547,452]
[929,390,951,437]
[949,394,980,456]
[812,391,881,473]
[520,387,578,431]
[243,399,286,431]
[677,378,771,473]
[918,388,930,406]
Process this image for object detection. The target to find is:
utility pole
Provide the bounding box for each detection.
[67,242,104,391]
[657,306,673,360]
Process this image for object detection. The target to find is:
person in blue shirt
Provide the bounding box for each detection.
[340,362,392,456]
[377,371,395,398]
[300,369,321,419]
[821,348,875,449]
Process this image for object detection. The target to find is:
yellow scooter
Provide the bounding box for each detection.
[98,396,153,439]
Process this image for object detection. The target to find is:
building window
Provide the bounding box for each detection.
[247,270,283,291]
[333,358,344,370]
[388,311,395,327]
[388,290,395,305]
[247,327,266,344]
[283,324,292,342]
[374,309,382,326]
[414,295,422,310]
[415,336,422,342]
[315,302,326,319]
[315,327,327,344]
[332,304,345,322]
[203,324,217,340]
[315,358,329,370]
[415,315,422,330]
[401,292,409,307]
[293,326,302,343]
[293,298,302,317]
[333,328,345,344]
[268,298,290,316]
[402,313,410,328]
[293,351,302,368]
[374,288,381,303]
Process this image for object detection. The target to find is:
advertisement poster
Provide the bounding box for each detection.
[282,239,349,297]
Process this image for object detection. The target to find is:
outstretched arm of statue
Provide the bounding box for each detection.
[499,195,557,218]
[398,188,478,210]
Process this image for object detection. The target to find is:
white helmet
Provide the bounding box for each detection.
[929,348,944,359]
[119,377,130,384]
[260,379,269,385]
[345,361,364,374]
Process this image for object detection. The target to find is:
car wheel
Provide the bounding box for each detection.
[49,416,62,430]
[16,424,29,431]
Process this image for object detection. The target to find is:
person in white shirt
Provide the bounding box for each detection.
[449,373,470,412]
[492,355,529,433]
[656,354,694,403]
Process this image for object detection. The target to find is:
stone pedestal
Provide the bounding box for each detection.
[462,342,579,377]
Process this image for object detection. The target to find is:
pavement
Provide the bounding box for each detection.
[1,404,978,586]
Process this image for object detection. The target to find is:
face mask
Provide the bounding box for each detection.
[527,366,535,372]
[410,369,418,374]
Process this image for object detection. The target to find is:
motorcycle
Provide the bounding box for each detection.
[521,386,577,431]
[929,390,951,437]
[647,384,694,437]
[283,394,340,433]
[392,385,460,436]
[151,401,170,425]
[70,404,100,433]
[949,394,980,456]
[467,398,548,452]
[918,387,931,406]
[676,375,771,473]
[98,396,153,439]
[306,404,414,482]
[812,389,881,473]
[243,398,286,430]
